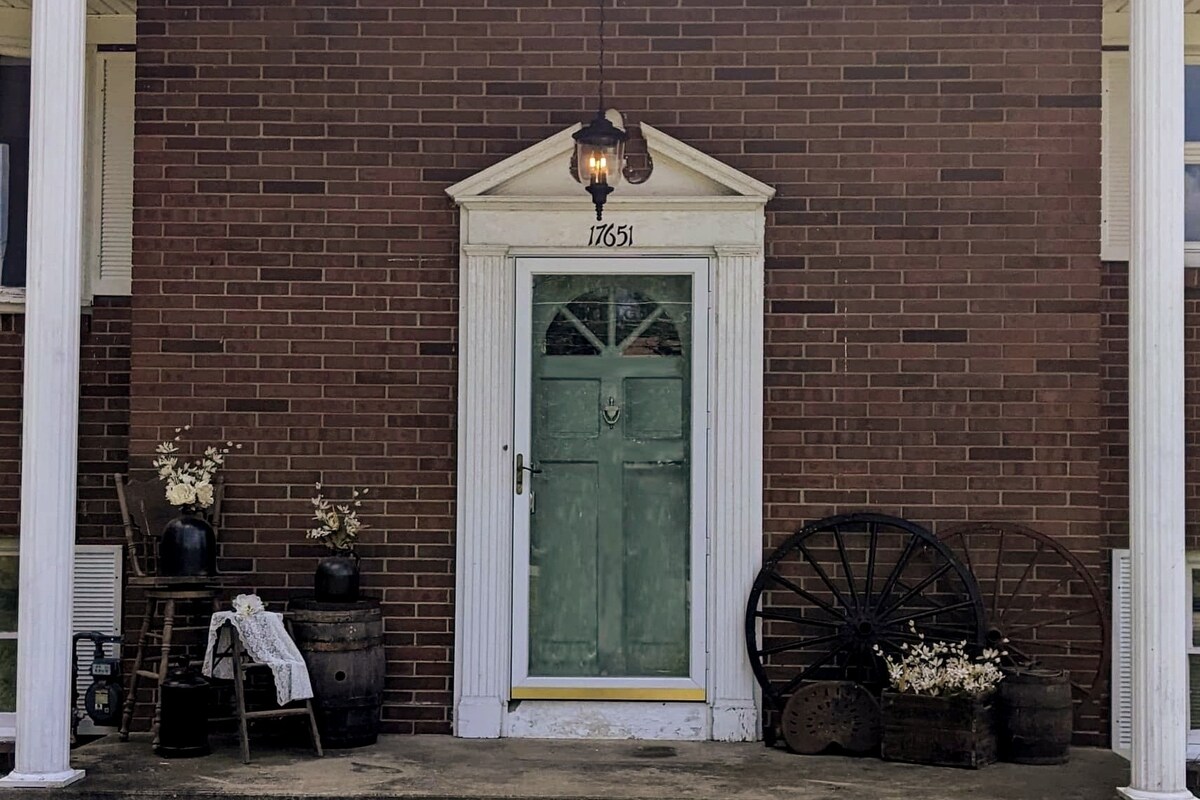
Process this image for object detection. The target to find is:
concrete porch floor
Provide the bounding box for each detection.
[2,734,1129,800]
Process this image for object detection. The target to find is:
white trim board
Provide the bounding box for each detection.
[449,122,772,742]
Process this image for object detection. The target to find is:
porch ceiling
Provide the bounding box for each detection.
[0,0,133,15]
[1105,0,1200,11]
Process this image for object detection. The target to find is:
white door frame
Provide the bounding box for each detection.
[511,256,709,701]
[447,122,774,741]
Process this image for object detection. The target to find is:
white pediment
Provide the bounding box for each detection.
[446,122,775,209]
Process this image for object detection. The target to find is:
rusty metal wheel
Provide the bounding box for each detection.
[937,522,1109,719]
[746,513,986,714]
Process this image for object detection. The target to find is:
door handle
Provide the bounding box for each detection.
[515,453,542,495]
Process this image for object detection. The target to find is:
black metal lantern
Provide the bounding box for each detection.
[573,113,627,221]
[571,0,650,220]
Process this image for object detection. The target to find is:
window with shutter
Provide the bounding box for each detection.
[1102,51,1131,262]
[88,49,133,297]
[1102,49,1200,265]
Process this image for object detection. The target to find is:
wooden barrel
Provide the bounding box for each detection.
[998,667,1072,765]
[289,598,385,749]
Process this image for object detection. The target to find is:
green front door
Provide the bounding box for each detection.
[526,274,694,681]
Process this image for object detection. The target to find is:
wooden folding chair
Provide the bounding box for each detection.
[208,619,323,764]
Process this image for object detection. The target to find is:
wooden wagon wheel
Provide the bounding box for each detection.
[937,522,1110,718]
[745,513,986,718]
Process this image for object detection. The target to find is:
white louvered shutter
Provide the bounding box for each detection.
[91,51,134,297]
[1102,50,1131,262]
[72,545,123,733]
[1111,548,1132,759]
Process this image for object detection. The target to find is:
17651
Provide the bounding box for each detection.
[587,224,634,247]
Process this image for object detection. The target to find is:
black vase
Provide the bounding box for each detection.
[159,514,217,577]
[314,555,360,603]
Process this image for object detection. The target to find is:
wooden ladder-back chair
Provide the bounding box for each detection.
[114,472,226,583]
[114,472,228,744]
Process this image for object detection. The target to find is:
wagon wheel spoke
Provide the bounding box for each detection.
[997,573,1073,628]
[994,541,1046,624]
[831,524,860,608]
[776,643,852,698]
[1005,636,1104,656]
[863,521,880,605]
[884,599,977,628]
[795,539,852,613]
[757,632,844,658]
[878,561,955,621]
[753,609,843,629]
[764,572,846,620]
[875,534,921,611]
[1003,607,1101,638]
[991,529,1007,619]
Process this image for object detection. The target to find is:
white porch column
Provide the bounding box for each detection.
[1121,0,1193,798]
[0,0,88,789]
[453,245,514,738]
[709,245,765,741]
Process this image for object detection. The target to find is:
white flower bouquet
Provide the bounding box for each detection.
[306,483,369,554]
[151,425,239,514]
[874,623,1005,699]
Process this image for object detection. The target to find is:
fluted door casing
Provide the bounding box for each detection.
[709,246,765,742]
[454,245,515,738]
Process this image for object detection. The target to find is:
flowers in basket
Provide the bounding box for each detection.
[306,483,369,555]
[151,426,240,514]
[874,623,1006,698]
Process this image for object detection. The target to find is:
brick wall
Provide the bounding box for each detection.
[131,0,1104,737]
[0,299,132,544]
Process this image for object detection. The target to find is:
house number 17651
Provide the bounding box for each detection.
[587,224,634,247]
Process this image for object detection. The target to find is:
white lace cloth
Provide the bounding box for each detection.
[202,611,314,706]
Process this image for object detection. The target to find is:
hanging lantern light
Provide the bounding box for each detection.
[574,113,627,222]
[571,0,650,221]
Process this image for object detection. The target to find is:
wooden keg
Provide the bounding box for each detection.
[289,597,385,748]
[998,667,1072,765]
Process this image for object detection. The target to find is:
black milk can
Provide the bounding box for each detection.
[155,666,211,758]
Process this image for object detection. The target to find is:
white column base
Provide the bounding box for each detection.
[455,695,504,738]
[1117,789,1196,800]
[710,700,758,742]
[0,769,84,789]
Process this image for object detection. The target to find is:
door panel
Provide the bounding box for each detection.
[529,461,600,676]
[526,273,693,681]
[622,462,690,676]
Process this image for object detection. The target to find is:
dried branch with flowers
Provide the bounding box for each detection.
[874,623,1005,698]
[306,483,369,554]
[152,426,239,513]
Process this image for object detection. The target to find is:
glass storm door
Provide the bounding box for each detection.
[512,259,707,700]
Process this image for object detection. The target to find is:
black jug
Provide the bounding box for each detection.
[159,515,217,577]
[314,555,360,603]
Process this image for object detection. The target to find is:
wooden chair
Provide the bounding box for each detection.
[207,619,323,763]
[114,472,227,744]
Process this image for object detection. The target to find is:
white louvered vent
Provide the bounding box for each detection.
[1102,50,1131,262]
[1112,548,1132,759]
[72,545,122,734]
[91,51,134,297]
